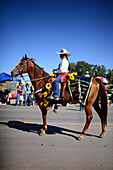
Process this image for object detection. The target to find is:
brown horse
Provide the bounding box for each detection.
[11,55,107,140]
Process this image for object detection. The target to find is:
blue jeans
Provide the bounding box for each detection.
[30,98,33,106]
[53,74,62,98]
[24,93,30,105]
[80,103,85,111]
[0,96,2,102]
[16,93,22,106]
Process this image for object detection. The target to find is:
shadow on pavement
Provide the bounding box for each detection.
[0,121,99,140]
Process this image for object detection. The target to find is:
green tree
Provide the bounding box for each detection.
[70,61,107,77]
[107,69,113,84]
[69,62,77,72]
[70,61,93,76]
[95,65,107,77]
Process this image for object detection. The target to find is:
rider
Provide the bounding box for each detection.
[50,49,71,100]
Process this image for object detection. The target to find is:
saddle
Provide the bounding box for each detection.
[50,74,93,104]
[68,76,93,105]
[43,73,93,110]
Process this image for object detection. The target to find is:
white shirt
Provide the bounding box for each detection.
[55,58,69,74]
[85,74,90,77]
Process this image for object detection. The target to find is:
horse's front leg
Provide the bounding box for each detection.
[40,108,47,136]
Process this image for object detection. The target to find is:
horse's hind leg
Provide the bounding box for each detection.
[93,102,106,138]
[78,105,93,140]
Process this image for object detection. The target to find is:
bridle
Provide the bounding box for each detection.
[16,59,49,81]
[15,59,49,92]
[16,59,30,75]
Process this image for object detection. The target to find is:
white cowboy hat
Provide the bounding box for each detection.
[57,49,71,56]
[86,71,89,74]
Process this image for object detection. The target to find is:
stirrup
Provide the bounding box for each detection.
[54,97,60,101]
[50,96,60,101]
[49,96,54,100]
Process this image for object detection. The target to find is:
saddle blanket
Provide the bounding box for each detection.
[68,76,93,105]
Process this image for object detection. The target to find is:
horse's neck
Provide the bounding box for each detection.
[28,62,49,89]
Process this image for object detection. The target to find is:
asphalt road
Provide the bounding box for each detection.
[0,104,113,170]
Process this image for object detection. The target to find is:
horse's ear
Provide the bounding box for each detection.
[22,56,25,59]
[30,58,36,61]
[25,54,27,60]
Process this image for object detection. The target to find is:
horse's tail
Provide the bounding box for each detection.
[97,79,108,125]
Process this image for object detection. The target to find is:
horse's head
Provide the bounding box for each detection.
[11,54,35,77]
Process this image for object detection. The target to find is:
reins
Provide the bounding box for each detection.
[30,75,49,82]
[19,74,49,82]
[19,59,49,93]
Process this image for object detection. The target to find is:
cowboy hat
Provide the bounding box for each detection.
[86,71,89,74]
[57,49,71,56]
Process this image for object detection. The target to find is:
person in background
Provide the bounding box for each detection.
[0,90,3,104]
[85,71,90,77]
[8,92,12,104]
[2,90,7,104]
[29,85,34,106]
[80,102,85,111]
[24,83,31,106]
[16,82,23,106]
[104,84,113,105]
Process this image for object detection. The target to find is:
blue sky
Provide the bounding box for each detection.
[0,0,113,77]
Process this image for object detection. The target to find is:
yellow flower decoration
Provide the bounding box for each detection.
[70,76,75,80]
[44,100,49,107]
[67,72,77,81]
[43,91,48,97]
[69,74,75,80]
[73,72,77,76]
[45,83,51,89]
[49,74,55,77]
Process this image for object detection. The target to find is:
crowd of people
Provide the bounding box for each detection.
[0,82,35,106]
[16,82,35,106]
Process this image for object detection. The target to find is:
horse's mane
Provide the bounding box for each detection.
[30,59,49,76]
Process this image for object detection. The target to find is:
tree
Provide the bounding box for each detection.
[107,69,113,84]
[70,61,107,77]
[70,61,94,76]
[69,62,77,72]
[94,65,107,77]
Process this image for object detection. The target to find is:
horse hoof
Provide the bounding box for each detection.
[39,129,46,136]
[99,133,105,139]
[78,135,84,141]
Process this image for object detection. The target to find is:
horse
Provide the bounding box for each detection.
[11,55,107,140]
